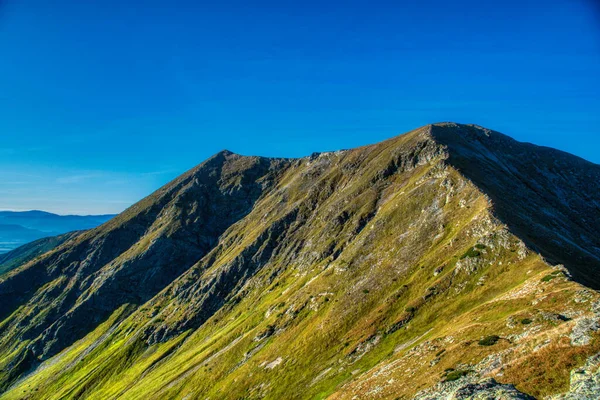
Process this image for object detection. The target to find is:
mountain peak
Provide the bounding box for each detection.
[200,149,238,165]
[215,149,235,157]
[427,121,506,142]
[1,124,599,399]
[424,122,600,288]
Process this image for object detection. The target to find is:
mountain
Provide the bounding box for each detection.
[0,211,115,254]
[0,232,80,276]
[0,123,599,399]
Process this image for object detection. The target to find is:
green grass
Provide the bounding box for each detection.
[478,335,500,346]
[444,369,472,382]
[460,247,482,259]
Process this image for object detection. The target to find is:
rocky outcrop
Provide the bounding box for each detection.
[551,353,600,399]
[414,378,535,400]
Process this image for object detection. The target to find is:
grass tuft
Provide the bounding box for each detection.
[443,369,472,382]
[478,335,500,346]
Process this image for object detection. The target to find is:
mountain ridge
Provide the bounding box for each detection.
[428,122,600,288]
[1,123,599,399]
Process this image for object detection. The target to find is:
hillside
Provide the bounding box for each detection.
[0,232,81,276]
[0,123,599,399]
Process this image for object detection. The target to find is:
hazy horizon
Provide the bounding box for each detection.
[0,209,117,217]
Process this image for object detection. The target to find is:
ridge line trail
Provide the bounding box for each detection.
[437,283,578,338]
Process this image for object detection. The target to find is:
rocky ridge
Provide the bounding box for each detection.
[0,123,599,399]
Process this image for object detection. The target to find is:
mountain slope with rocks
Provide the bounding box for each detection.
[0,123,599,400]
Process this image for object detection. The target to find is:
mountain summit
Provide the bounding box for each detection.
[1,123,599,399]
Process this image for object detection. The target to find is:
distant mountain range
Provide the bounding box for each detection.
[0,211,115,254]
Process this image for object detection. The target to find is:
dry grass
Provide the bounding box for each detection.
[501,334,600,398]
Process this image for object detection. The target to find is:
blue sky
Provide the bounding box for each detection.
[0,0,599,214]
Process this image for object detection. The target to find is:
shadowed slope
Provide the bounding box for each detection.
[0,232,81,276]
[0,150,290,388]
[430,123,600,289]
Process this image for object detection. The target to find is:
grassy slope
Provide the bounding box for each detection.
[2,126,599,400]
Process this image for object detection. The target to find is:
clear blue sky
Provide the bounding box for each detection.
[0,0,599,214]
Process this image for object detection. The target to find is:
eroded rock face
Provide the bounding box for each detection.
[571,318,600,346]
[415,378,535,400]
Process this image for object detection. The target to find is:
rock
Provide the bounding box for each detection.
[264,357,283,369]
[414,378,535,399]
[434,265,444,276]
[570,317,600,346]
[550,353,600,399]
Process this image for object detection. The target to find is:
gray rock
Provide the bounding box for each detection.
[415,378,535,400]
[550,353,600,399]
[570,317,600,346]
